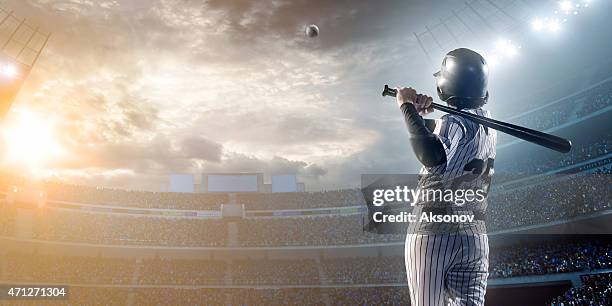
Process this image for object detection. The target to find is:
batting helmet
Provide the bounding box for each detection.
[434,48,489,109]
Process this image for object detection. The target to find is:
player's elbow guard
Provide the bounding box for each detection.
[410,136,447,167]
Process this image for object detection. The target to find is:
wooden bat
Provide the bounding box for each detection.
[382,85,572,153]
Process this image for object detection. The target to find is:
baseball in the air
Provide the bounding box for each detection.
[305,24,319,38]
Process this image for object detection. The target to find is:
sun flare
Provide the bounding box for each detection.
[0,110,63,170]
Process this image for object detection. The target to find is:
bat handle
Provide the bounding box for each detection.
[382,84,397,97]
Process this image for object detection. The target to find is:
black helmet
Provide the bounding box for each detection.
[434,48,489,109]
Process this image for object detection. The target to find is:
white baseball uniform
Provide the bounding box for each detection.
[406,108,497,306]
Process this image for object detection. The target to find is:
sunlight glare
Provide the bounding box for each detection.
[0,110,63,170]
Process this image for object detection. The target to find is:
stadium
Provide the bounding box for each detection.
[1,75,610,304]
[0,0,611,305]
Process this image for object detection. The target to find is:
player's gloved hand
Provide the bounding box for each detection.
[395,87,417,108]
[414,93,434,116]
[396,87,434,116]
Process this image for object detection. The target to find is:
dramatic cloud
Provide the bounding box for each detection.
[0,0,469,190]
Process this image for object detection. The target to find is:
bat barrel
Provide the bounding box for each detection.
[432,103,571,153]
[382,84,572,153]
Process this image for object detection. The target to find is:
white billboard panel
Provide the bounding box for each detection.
[272,175,297,193]
[169,174,194,193]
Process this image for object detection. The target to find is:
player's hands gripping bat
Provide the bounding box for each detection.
[395,87,434,116]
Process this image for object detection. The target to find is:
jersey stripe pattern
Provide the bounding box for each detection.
[406,108,496,306]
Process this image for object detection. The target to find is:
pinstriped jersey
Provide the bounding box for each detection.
[410,108,497,234]
[422,108,497,178]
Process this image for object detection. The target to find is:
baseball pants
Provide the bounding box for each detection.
[405,232,489,306]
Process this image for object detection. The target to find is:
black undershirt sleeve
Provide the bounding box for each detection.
[400,103,447,167]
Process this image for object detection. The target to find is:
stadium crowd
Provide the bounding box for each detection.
[32,210,227,247]
[232,259,320,285]
[0,172,608,247]
[0,235,610,304]
[236,189,364,210]
[44,182,226,210]
[576,80,612,117]
[499,79,612,141]
[132,289,227,305]
[490,238,612,278]
[138,258,226,285]
[63,287,131,306]
[549,272,612,306]
[230,288,325,305]
[488,174,611,231]
[137,288,408,305]
[496,131,611,175]
[40,182,365,211]
[0,204,15,236]
[2,237,610,287]
[321,257,405,284]
[24,283,612,305]
[4,253,135,284]
[237,215,402,246]
[327,287,409,305]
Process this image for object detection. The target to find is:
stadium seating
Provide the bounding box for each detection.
[549,272,612,306]
[0,76,610,305]
[2,238,609,286]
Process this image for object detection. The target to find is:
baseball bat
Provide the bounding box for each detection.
[382,85,572,153]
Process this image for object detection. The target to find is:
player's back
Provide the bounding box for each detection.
[422,108,496,179]
[410,108,497,234]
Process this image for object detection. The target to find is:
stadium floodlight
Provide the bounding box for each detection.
[0,7,50,120]
[1,64,17,78]
[531,18,545,31]
[495,39,518,58]
[486,54,500,67]
[505,46,517,57]
[560,1,573,11]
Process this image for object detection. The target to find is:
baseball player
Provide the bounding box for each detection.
[397,48,496,306]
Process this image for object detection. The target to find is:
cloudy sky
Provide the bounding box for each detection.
[0,0,591,191]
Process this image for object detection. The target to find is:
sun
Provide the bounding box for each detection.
[0,110,64,170]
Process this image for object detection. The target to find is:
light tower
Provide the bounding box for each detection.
[0,7,50,119]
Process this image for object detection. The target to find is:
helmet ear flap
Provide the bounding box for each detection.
[436,86,450,102]
[482,91,489,104]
